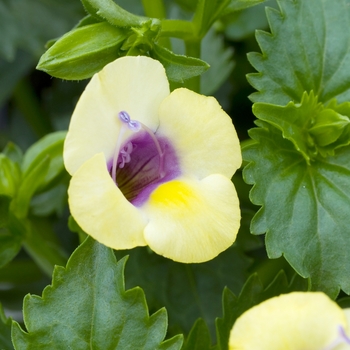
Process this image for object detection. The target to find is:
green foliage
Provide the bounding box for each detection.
[12,237,183,350]
[242,0,350,298]
[247,0,350,105]
[118,245,251,336]
[0,303,13,350]
[152,44,209,83]
[243,120,350,297]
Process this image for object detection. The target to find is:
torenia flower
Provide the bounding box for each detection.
[64,56,241,263]
[229,292,350,350]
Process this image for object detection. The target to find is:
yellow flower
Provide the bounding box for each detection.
[64,56,241,263]
[229,292,350,350]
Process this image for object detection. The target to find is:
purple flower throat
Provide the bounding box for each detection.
[107,111,180,206]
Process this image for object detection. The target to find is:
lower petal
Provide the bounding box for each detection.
[68,153,147,249]
[141,174,240,263]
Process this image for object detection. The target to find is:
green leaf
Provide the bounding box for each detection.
[152,44,209,83]
[0,199,25,269]
[117,245,251,337]
[3,142,23,165]
[182,319,212,350]
[12,237,183,349]
[0,303,13,350]
[11,157,50,219]
[221,1,272,41]
[247,0,350,105]
[80,0,145,27]
[192,0,231,38]
[243,120,350,297]
[253,91,321,163]
[22,131,66,193]
[37,22,127,80]
[224,0,267,12]
[215,271,308,350]
[0,155,21,198]
[200,28,234,95]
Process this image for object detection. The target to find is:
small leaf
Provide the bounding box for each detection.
[243,121,350,297]
[12,237,183,349]
[37,22,127,80]
[22,131,66,192]
[192,0,231,38]
[0,303,13,350]
[247,0,350,105]
[152,44,209,83]
[80,0,144,27]
[182,319,212,350]
[11,157,50,219]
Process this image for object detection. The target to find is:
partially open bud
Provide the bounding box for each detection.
[309,109,350,147]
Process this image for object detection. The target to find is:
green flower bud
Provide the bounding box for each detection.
[37,22,128,80]
[309,108,350,147]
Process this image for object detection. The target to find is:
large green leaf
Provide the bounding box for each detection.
[247,0,350,105]
[12,237,183,349]
[243,120,350,297]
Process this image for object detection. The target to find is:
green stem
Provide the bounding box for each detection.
[184,39,202,93]
[141,0,171,50]
[12,79,53,138]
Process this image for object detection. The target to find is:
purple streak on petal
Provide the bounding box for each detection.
[107,130,180,206]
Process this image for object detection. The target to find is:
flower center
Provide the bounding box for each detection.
[108,111,180,206]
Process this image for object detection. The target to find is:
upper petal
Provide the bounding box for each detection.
[141,174,240,263]
[156,88,242,180]
[68,153,147,249]
[64,56,170,175]
[229,292,348,350]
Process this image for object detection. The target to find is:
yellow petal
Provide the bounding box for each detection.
[141,174,240,263]
[229,292,347,350]
[157,88,242,179]
[64,56,170,175]
[68,153,147,249]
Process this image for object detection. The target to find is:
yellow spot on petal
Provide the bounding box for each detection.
[150,180,195,208]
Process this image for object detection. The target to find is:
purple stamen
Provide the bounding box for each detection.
[119,111,130,123]
[112,111,165,183]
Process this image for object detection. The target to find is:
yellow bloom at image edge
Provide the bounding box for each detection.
[64,55,242,263]
[229,291,350,350]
